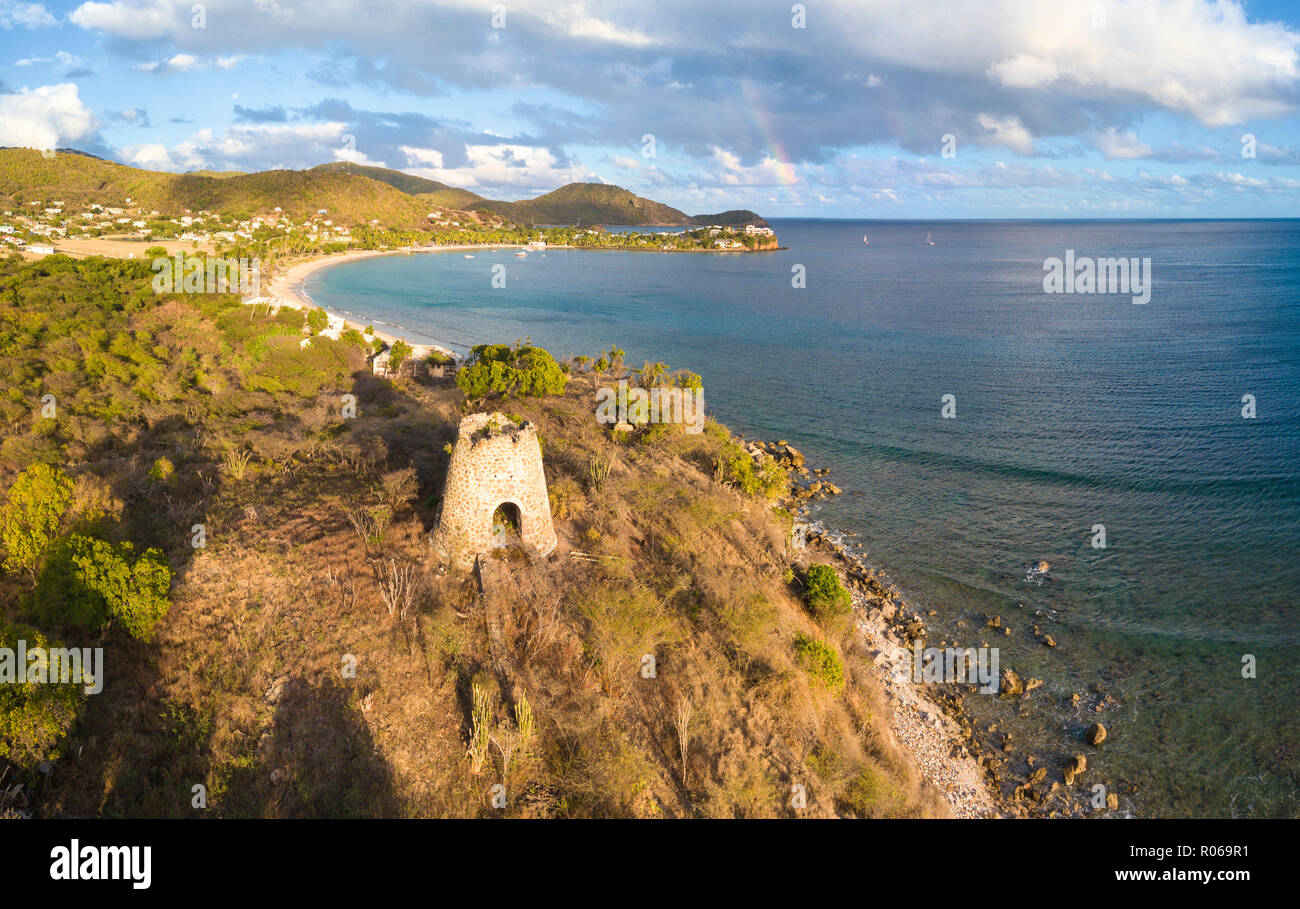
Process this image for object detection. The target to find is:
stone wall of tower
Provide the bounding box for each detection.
[431,412,558,569]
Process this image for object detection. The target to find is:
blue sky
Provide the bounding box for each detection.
[2,0,1300,218]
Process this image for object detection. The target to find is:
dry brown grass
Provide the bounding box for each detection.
[32,366,947,818]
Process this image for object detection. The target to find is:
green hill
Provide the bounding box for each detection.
[468,182,691,226]
[689,210,770,228]
[0,149,767,230]
[0,149,461,228]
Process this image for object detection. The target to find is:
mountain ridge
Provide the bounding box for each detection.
[0,148,769,230]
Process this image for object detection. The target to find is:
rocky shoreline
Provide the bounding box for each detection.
[743,436,1122,819]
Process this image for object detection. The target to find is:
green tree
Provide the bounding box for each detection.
[0,618,85,770]
[389,339,413,374]
[456,342,568,400]
[306,308,329,335]
[35,535,172,640]
[607,345,626,375]
[1,464,73,580]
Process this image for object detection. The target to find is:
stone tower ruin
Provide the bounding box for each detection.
[431,412,558,569]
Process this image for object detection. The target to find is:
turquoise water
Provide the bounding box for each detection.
[309,220,1300,817]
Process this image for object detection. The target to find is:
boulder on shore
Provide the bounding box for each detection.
[1086,722,1108,746]
[1063,753,1087,785]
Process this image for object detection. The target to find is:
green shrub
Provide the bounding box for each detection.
[1,463,73,579]
[148,457,175,484]
[0,619,84,770]
[719,443,786,499]
[456,341,568,400]
[389,339,413,373]
[244,334,356,398]
[306,308,329,335]
[803,564,851,620]
[839,763,903,818]
[793,633,844,689]
[35,535,172,640]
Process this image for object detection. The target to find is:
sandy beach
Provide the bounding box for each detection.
[262,244,560,359]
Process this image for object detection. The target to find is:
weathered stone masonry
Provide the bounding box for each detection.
[431,412,558,569]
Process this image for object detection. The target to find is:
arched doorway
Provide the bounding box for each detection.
[491,502,522,547]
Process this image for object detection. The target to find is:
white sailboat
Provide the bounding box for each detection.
[862,234,869,246]
[926,231,935,246]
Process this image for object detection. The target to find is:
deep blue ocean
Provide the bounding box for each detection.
[309,219,1300,817]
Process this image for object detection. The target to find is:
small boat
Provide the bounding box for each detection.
[926,231,935,246]
[515,250,527,257]
[862,234,869,246]
[464,254,474,259]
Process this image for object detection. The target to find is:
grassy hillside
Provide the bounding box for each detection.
[311,161,487,210]
[0,149,452,228]
[0,149,173,210]
[0,254,943,819]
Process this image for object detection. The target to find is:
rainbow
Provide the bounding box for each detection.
[740,81,799,188]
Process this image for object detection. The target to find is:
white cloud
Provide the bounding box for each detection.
[709,146,799,186]
[17,50,85,71]
[121,142,179,170]
[977,113,1035,154]
[70,0,174,39]
[122,122,355,171]
[0,0,56,28]
[962,0,1300,126]
[534,2,656,47]
[402,143,595,191]
[563,15,654,47]
[1095,127,1153,160]
[0,83,97,150]
[986,53,1060,88]
[135,53,202,73]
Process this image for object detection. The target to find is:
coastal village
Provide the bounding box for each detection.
[0,182,778,260]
